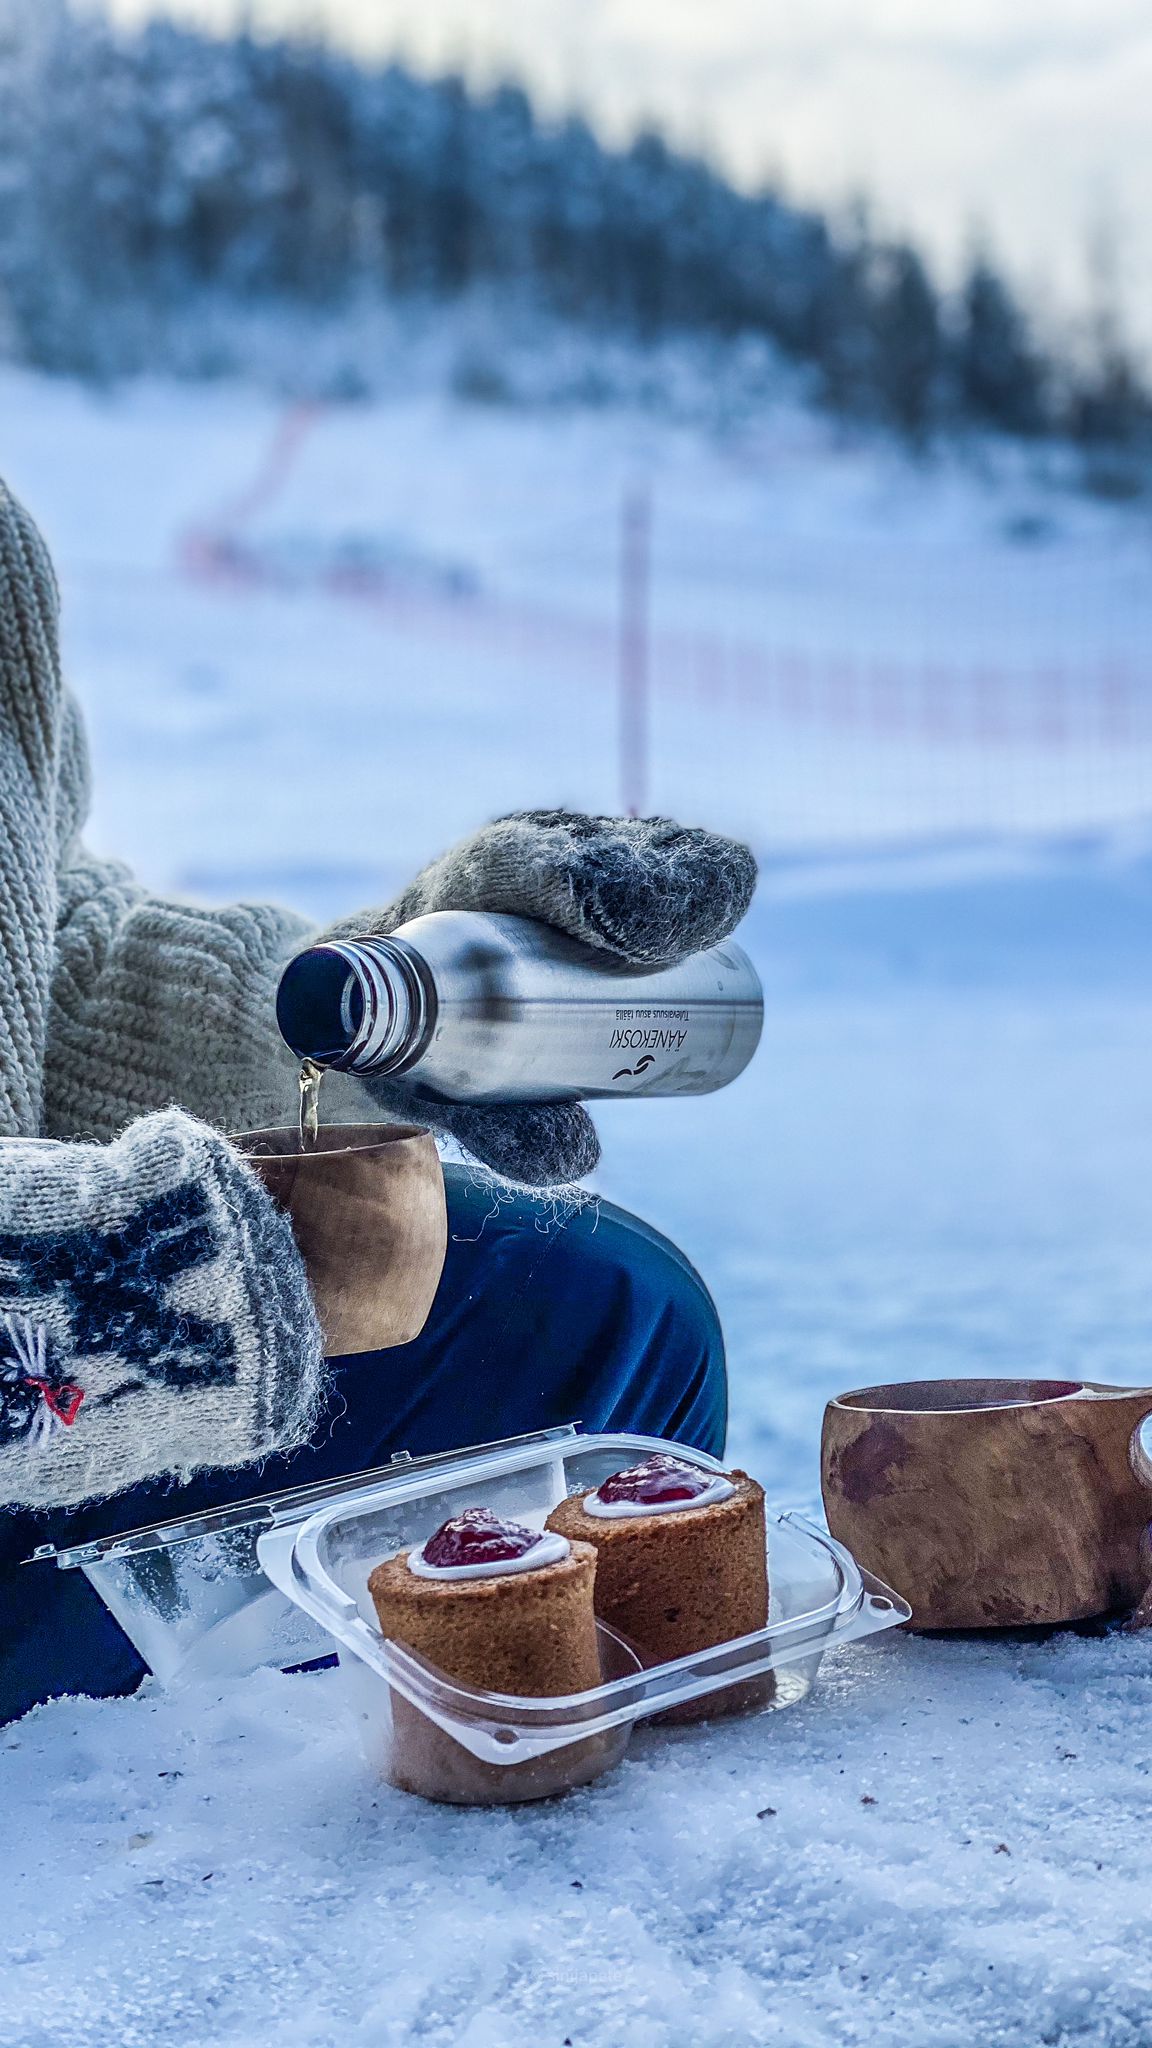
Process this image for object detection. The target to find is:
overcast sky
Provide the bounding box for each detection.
[106,0,1152,349]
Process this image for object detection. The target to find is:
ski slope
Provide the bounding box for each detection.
[4,365,1152,899]
[1,369,1151,2048]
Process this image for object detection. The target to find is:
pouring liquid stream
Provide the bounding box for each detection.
[298,1058,324,1151]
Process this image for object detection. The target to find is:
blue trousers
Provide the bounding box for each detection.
[0,1168,726,1723]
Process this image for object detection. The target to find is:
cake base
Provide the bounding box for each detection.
[385,1682,619,1807]
[546,1469,770,1724]
[367,1537,604,1802]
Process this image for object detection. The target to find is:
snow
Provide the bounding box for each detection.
[2,369,1152,2046]
[5,1625,1152,2048]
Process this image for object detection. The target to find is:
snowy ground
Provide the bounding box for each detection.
[2,371,1152,2046]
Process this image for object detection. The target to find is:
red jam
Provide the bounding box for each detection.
[421,1508,544,1569]
[596,1453,713,1507]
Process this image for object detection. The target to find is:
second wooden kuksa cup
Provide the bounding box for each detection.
[822,1378,1152,1629]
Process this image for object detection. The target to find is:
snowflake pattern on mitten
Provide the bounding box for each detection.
[0,1109,326,1510]
[0,1181,237,1392]
[0,1314,84,1448]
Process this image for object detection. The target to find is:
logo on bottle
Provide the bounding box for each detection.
[612,1053,657,1080]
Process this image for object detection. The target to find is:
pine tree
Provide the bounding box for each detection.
[869,243,942,442]
[0,0,66,361]
[0,0,1145,452]
[955,256,1046,433]
[1070,343,1151,468]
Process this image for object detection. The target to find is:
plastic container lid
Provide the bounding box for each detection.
[30,1426,909,1790]
[255,1429,909,1764]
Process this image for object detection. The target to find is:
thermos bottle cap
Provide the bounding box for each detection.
[277,939,427,1076]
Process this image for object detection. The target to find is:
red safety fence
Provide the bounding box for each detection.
[173,401,1152,844]
[180,521,1152,751]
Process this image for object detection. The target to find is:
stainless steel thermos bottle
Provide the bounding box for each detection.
[276,911,762,1103]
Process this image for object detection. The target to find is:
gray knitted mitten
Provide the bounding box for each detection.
[323,810,757,1186]
[359,810,758,968]
[0,1108,324,1508]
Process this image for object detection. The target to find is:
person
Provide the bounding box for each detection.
[0,478,754,1722]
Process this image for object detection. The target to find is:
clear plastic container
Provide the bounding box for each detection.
[257,1428,907,1802]
[34,1427,908,1803]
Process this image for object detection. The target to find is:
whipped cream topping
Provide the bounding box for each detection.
[582,1472,736,1520]
[407,1528,571,1580]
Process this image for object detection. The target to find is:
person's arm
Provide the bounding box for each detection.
[2,472,754,1178]
[0,1108,323,1510]
[0,471,330,1147]
[0,484,322,1514]
[0,481,65,1139]
[43,842,321,1142]
[46,809,757,1180]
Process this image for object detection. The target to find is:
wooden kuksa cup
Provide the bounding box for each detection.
[822,1378,1152,1629]
[233,1123,447,1357]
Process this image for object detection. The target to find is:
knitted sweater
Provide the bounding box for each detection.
[0,482,316,1146]
[0,482,325,1506]
[46,841,315,1143]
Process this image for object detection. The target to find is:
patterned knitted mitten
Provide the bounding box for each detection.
[322,810,757,1186]
[0,1108,324,1508]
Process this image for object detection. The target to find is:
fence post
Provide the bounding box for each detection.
[618,484,651,817]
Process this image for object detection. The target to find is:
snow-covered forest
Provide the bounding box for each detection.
[1,1,1149,458]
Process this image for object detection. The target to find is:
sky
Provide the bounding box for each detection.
[104,0,1152,350]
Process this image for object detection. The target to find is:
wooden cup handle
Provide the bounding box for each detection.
[1079,1384,1152,1621]
[1078,1384,1152,1476]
